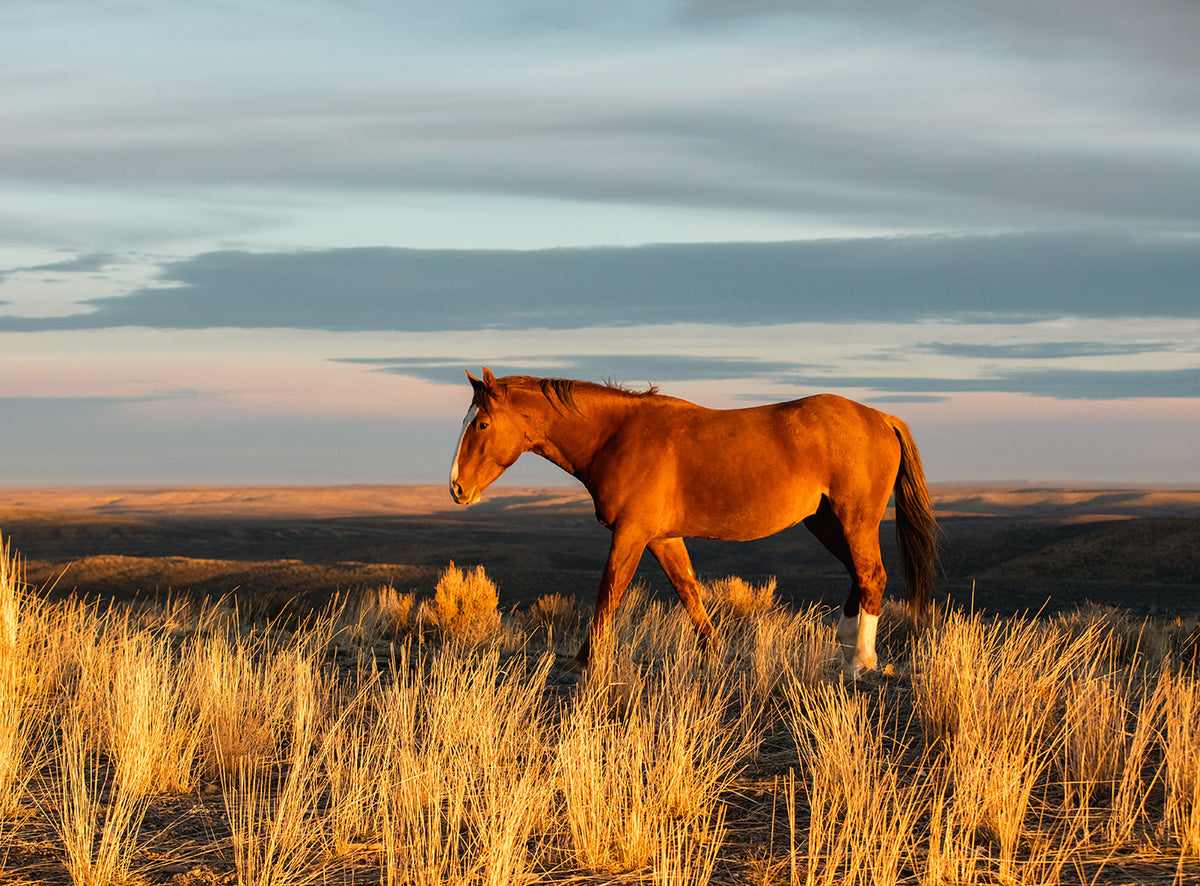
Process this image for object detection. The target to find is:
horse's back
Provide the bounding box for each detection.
[597,393,901,540]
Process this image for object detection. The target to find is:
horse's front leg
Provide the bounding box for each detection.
[569,527,647,672]
[648,537,718,653]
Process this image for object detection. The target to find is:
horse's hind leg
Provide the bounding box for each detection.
[648,537,718,652]
[803,498,885,676]
[804,501,862,668]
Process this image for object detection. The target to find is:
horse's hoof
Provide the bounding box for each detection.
[841,659,878,682]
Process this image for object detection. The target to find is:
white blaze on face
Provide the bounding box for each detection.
[450,404,477,485]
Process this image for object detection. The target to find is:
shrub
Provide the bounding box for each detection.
[433,561,500,645]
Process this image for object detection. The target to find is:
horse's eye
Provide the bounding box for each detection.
[477,421,489,430]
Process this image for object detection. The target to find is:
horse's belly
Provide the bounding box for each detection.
[679,488,821,542]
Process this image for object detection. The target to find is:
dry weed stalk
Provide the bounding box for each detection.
[1057,635,1141,828]
[909,611,1118,882]
[1105,672,1167,846]
[518,592,585,653]
[320,685,388,857]
[222,645,326,886]
[223,754,324,886]
[191,630,328,782]
[192,631,283,780]
[6,520,1200,886]
[652,804,727,886]
[744,605,835,702]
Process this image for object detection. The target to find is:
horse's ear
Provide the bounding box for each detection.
[467,367,500,398]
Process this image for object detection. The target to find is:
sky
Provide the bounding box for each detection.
[1,0,1198,487]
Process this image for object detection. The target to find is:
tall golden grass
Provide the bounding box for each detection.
[1,539,1198,886]
[0,539,42,821]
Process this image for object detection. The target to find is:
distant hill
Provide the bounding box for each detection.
[1,484,1197,618]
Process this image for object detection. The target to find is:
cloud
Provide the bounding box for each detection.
[338,351,1200,401]
[860,394,950,404]
[917,341,1174,360]
[0,395,133,408]
[336,353,802,386]
[787,366,1200,400]
[4,3,1199,247]
[0,391,220,413]
[26,252,116,273]
[2,233,1197,334]
[683,1,1200,79]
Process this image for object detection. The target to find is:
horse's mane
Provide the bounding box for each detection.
[499,376,660,415]
[601,378,660,397]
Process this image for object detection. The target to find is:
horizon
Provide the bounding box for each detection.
[2,478,1199,495]
[3,2,1198,486]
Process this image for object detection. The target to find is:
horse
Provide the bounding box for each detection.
[449,368,939,675]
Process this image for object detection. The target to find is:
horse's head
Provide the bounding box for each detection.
[449,368,528,505]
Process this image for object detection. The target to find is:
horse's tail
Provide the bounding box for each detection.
[887,416,940,614]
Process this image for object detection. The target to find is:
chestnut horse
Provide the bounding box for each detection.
[450,368,939,675]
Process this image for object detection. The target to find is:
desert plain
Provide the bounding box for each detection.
[1,482,1197,618]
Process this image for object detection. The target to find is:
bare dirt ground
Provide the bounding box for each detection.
[0,483,1197,618]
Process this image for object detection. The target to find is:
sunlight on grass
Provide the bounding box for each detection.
[0,532,1197,885]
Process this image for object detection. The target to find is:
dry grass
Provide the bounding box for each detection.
[1,533,1199,885]
[515,592,585,654]
[346,583,419,645]
[707,575,777,619]
[51,711,150,886]
[560,648,751,874]
[91,627,204,797]
[375,648,556,886]
[1160,668,1200,857]
[0,540,44,821]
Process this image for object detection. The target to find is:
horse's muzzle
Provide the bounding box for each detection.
[450,480,481,506]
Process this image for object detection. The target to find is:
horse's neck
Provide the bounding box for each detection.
[530,395,635,480]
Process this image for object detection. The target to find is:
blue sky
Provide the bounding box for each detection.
[1,0,1198,485]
